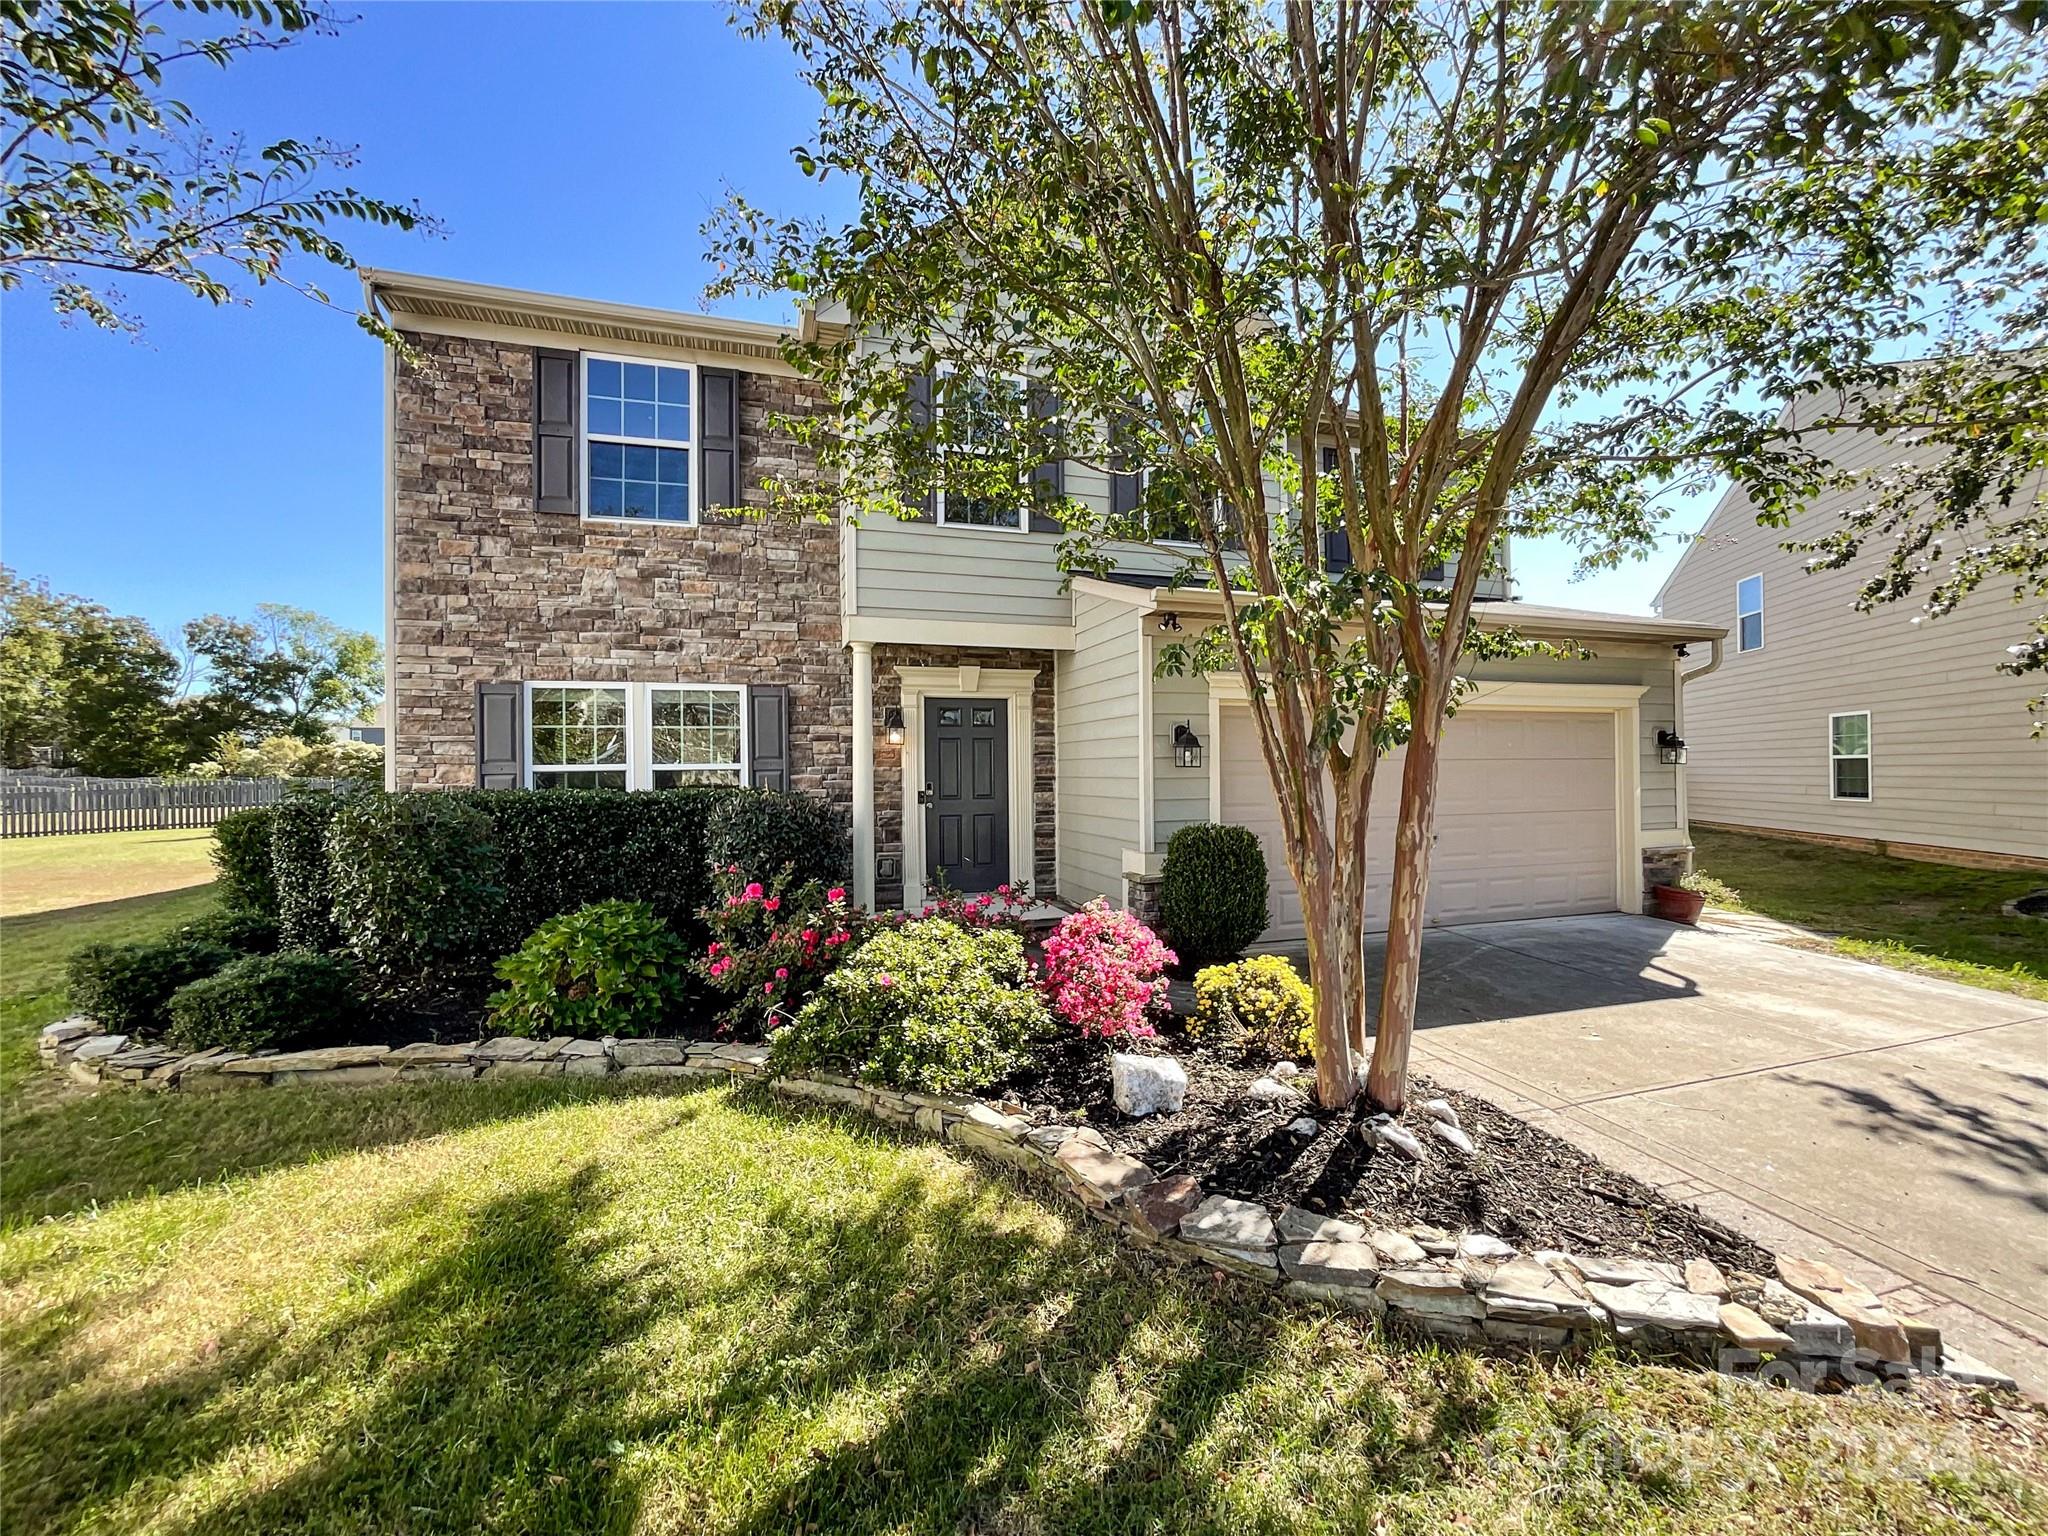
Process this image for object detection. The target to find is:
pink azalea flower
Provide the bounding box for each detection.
[743,882,764,900]
[763,982,775,994]
[764,897,781,912]
[774,967,789,980]
[827,886,847,903]
[876,972,895,988]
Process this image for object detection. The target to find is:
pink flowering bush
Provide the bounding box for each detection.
[913,881,1034,933]
[693,867,871,1038]
[1038,898,1177,1041]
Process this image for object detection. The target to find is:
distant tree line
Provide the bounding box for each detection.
[0,566,381,777]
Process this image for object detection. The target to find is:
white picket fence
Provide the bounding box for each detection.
[0,775,332,838]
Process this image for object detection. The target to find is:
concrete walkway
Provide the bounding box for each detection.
[1342,913,2047,1390]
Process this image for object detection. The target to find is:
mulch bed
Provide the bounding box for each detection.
[992,1027,1774,1272]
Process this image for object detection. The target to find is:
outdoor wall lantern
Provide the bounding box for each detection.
[1656,728,1688,766]
[883,706,906,746]
[1156,611,1183,633]
[1173,722,1204,770]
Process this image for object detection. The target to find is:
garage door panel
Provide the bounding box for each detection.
[1219,707,1619,943]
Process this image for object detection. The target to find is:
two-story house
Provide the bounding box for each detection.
[1656,407,2048,870]
[369,268,1726,938]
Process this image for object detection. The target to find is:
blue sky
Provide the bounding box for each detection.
[2,2,1713,648]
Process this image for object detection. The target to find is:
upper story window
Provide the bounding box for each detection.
[585,356,692,523]
[1829,711,1871,800]
[936,373,1026,532]
[1737,573,1764,652]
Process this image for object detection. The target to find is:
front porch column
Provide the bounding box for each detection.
[850,640,876,910]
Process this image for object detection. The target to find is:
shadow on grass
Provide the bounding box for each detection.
[0,1087,1588,1536]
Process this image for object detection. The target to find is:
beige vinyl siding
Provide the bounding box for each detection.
[1054,593,1144,902]
[1149,639,1212,848]
[1658,428,2047,860]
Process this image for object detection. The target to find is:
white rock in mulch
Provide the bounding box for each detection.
[1419,1097,1460,1130]
[1111,1052,1188,1117]
[1431,1121,1477,1157]
[1270,1060,1303,1081]
[1245,1076,1304,1105]
[1361,1116,1426,1160]
[1286,1116,1319,1137]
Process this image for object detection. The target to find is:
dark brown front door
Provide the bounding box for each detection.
[924,698,1009,894]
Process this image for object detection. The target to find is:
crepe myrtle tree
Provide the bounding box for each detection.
[710,0,2036,1110]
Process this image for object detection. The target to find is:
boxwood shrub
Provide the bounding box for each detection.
[707,789,850,887]
[210,806,280,917]
[327,792,507,983]
[166,951,362,1054]
[177,907,280,955]
[1158,822,1270,967]
[770,918,1047,1093]
[488,900,691,1039]
[67,936,238,1038]
[271,792,346,951]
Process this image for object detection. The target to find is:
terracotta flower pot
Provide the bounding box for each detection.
[1650,884,1706,925]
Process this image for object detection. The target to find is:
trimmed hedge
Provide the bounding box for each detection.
[67,937,238,1038]
[210,806,280,917]
[327,793,507,982]
[178,907,280,955]
[271,793,346,951]
[1158,822,1270,967]
[166,951,361,1053]
[706,789,850,887]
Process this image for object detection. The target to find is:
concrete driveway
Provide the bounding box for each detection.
[1363,914,2047,1389]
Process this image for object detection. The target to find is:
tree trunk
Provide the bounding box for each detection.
[1367,710,1443,1112]
[1301,863,1369,1109]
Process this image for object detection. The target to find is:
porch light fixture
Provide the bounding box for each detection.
[1656,728,1687,766]
[1173,721,1203,769]
[1156,611,1183,633]
[882,706,906,746]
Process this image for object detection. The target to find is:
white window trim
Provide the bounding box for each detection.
[932,364,1031,535]
[581,351,698,527]
[523,681,753,790]
[1736,572,1764,652]
[1828,709,1873,802]
[648,683,749,787]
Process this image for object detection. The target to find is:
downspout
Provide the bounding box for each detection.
[1672,637,1723,841]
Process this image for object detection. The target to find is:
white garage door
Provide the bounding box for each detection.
[1217,707,1620,942]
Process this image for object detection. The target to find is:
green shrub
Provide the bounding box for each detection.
[1158,822,1270,966]
[707,789,850,887]
[177,907,280,954]
[771,919,1047,1093]
[488,900,692,1039]
[210,806,280,917]
[475,787,740,938]
[327,792,507,982]
[66,937,238,1038]
[1189,954,1314,1061]
[271,792,346,951]
[166,952,361,1054]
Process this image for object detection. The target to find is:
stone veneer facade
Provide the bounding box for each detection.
[389,332,851,814]
[870,644,1059,909]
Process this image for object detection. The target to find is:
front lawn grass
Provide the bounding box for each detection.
[2,860,2043,1534]
[0,828,220,919]
[1691,828,2048,1002]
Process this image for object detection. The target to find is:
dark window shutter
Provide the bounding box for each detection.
[700,367,741,510]
[1027,385,1064,533]
[534,348,580,515]
[903,372,936,521]
[747,684,790,791]
[1318,446,1352,571]
[477,682,523,788]
[1108,410,1144,522]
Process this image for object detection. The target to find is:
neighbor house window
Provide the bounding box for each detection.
[936,372,1026,531]
[1737,573,1764,652]
[529,685,629,789]
[585,355,693,523]
[1829,711,1871,800]
[650,686,744,787]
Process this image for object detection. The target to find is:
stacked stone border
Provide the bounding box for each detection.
[40,1016,2018,1394]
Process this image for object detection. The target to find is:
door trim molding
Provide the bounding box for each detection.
[895,665,1038,910]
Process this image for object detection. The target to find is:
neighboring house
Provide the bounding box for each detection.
[368,268,1723,937]
[333,719,386,747]
[1655,415,2048,871]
